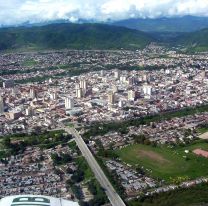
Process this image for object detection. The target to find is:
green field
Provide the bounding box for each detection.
[22,59,38,67]
[197,127,208,134]
[116,141,208,182]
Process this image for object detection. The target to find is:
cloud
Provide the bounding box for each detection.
[0,0,208,25]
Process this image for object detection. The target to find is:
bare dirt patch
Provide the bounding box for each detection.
[199,132,208,139]
[136,149,170,164]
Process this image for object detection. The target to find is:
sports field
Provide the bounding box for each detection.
[116,141,208,182]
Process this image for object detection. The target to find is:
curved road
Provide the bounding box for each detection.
[63,127,126,206]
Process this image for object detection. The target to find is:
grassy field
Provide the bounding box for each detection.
[22,59,38,67]
[116,141,208,182]
[197,127,208,134]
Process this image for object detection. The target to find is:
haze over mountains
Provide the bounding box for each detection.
[112,16,208,33]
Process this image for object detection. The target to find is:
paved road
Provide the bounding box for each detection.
[63,127,126,206]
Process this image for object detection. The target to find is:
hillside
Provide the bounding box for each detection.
[112,16,208,33]
[175,28,208,52]
[0,23,154,51]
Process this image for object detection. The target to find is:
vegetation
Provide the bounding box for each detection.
[96,156,125,198]
[197,123,208,134]
[175,28,208,52]
[128,183,208,206]
[66,156,108,205]
[116,141,208,183]
[0,130,72,157]
[51,152,72,165]
[0,23,153,51]
[84,104,208,138]
[22,59,38,66]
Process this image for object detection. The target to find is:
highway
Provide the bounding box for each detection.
[63,127,126,206]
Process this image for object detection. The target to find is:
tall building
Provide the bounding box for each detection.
[100,70,105,77]
[50,92,57,100]
[75,83,80,90]
[65,97,74,109]
[118,100,125,108]
[30,88,37,99]
[120,76,127,83]
[128,77,136,85]
[25,106,34,116]
[143,84,152,96]
[108,92,115,105]
[80,79,87,90]
[76,88,83,98]
[114,70,120,79]
[128,90,136,101]
[112,85,118,93]
[0,96,4,115]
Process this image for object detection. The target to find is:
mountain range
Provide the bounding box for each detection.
[0,23,153,51]
[0,19,208,52]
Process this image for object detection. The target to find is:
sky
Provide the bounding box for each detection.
[0,0,208,25]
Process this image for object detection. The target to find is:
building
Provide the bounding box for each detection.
[112,85,118,93]
[114,70,120,79]
[65,97,74,109]
[128,77,136,85]
[76,88,83,98]
[50,92,58,100]
[25,106,34,116]
[128,90,136,101]
[143,84,152,96]
[100,70,105,77]
[80,79,87,90]
[6,110,22,120]
[3,79,14,88]
[108,92,115,105]
[120,76,127,83]
[0,195,79,206]
[0,96,4,115]
[30,88,37,99]
[118,100,125,108]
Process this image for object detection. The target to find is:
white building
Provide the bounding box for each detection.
[80,79,87,90]
[108,92,115,105]
[50,92,58,100]
[143,84,152,96]
[65,97,74,109]
[30,88,37,99]
[114,70,120,79]
[128,90,136,101]
[76,88,83,98]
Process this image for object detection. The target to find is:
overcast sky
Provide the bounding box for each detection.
[0,0,208,25]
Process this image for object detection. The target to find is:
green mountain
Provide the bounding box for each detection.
[0,23,154,51]
[175,28,208,52]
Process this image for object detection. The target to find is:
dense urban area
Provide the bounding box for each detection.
[1,45,208,206]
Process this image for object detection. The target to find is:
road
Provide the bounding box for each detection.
[63,127,126,206]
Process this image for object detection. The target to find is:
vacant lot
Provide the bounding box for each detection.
[116,141,208,182]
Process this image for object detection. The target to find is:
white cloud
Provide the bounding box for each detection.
[0,0,208,25]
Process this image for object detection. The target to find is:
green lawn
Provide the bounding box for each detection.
[116,141,208,182]
[22,59,38,67]
[197,127,208,134]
